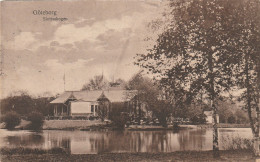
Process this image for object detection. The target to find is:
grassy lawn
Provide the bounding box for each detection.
[43,120,105,130]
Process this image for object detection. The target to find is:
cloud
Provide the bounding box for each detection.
[5,13,142,52]
[4,5,158,54]
[44,58,94,71]
[53,14,137,47]
[1,1,165,98]
[6,32,40,50]
[75,17,96,24]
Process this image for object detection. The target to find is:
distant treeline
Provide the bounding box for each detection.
[0,74,250,126]
[0,91,55,117]
[0,92,249,125]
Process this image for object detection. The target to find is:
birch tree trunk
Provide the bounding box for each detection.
[208,52,219,157]
[245,54,260,156]
[253,111,260,156]
[252,100,259,156]
[253,61,260,156]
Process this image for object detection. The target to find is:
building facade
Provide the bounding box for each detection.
[50,90,136,119]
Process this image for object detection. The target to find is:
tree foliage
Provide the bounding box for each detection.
[190,113,206,125]
[27,111,44,130]
[2,111,21,129]
[1,91,34,115]
[150,100,172,127]
[126,72,166,124]
[126,72,159,106]
[109,102,129,129]
[0,91,54,117]
[229,0,260,139]
[135,0,260,156]
[97,97,109,122]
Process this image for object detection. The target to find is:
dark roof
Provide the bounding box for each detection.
[50,90,137,104]
[50,92,72,104]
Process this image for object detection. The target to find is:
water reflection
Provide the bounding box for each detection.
[6,134,44,147]
[0,128,252,154]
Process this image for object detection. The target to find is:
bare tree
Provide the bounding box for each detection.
[82,75,109,91]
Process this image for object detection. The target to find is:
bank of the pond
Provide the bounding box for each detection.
[127,123,250,131]
[218,123,250,128]
[42,120,106,130]
[0,150,256,162]
[196,123,250,129]
[0,120,250,131]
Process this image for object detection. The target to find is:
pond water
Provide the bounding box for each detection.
[0,128,252,154]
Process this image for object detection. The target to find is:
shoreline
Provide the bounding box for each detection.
[0,150,256,161]
[0,120,250,131]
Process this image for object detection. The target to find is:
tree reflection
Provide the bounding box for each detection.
[1,129,249,154]
[6,134,44,147]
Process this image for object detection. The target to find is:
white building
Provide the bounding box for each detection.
[50,90,136,118]
[204,111,219,124]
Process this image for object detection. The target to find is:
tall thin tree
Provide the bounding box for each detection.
[135,0,248,157]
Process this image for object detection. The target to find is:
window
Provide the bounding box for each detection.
[95,105,98,112]
[91,105,94,112]
[54,105,57,114]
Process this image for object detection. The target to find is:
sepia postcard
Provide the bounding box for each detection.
[0,0,260,161]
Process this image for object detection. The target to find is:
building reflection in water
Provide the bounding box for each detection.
[0,128,252,154]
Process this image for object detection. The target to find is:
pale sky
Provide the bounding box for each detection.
[1,0,165,98]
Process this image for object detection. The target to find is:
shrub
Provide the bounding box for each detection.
[227,115,236,124]
[151,100,172,127]
[2,111,21,129]
[191,113,206,125]
[27,111,44,130]
[97,99,109,122]
[109,103,129,129]
[221,135,253,150]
